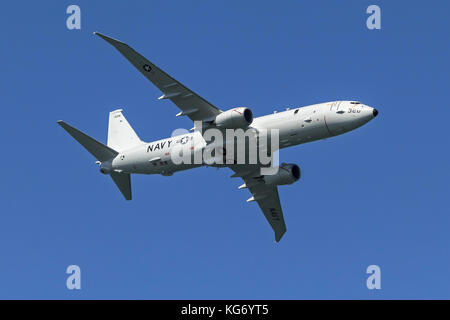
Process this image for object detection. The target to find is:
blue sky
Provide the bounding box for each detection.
[0,1,449,299]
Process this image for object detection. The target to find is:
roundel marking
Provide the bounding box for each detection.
[143,64,152,72]
[180,136,189,144]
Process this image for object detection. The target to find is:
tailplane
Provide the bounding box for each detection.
[57,119,133,200]
[110,172,132,200]
[57,121,118,162]
[107,109,143,151]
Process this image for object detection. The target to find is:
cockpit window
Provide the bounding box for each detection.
[350,101,361,104]
[294,109,299,114]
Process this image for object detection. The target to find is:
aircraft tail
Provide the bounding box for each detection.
[57,119,132,201]
[107,109,143,151]
[57,120,118,162]
[110,171,132,200]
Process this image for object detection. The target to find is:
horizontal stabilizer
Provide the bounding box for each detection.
[110,172,132,200]
[58,121,118,162]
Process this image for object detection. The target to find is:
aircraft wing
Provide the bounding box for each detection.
[95,32,222,122]
[230,165,287,242]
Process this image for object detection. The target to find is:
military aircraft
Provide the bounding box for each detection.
[58,32,378,242]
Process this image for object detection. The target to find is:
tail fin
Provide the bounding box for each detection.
[107,109,143,151]
[57,120,118,162]
[57,120,132,201]
[110,172,132,200]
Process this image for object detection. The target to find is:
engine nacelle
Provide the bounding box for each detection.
[264,163,301,186]
[214,107,253,128]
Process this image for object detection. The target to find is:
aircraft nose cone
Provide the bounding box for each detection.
[372,108,379,117]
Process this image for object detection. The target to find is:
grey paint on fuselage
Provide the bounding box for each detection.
[108,101,375,176]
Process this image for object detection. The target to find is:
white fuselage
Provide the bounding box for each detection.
[104,101,377,175]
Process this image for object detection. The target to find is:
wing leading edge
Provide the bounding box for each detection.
[94,32,222,122]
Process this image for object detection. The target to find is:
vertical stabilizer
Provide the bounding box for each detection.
[107,109,143,151]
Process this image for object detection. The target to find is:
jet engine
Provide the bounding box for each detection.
[264,163,301,186]
[214,107,253,128]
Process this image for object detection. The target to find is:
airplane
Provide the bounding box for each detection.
[57,32,378,242]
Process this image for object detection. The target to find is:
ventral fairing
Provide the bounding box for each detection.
[58,33,378,242]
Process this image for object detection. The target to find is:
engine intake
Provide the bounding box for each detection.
[215,107,253,128]
[264,163,301,186]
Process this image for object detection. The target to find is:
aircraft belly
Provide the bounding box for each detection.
[299,122,328,142]
[276,117,328,147]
